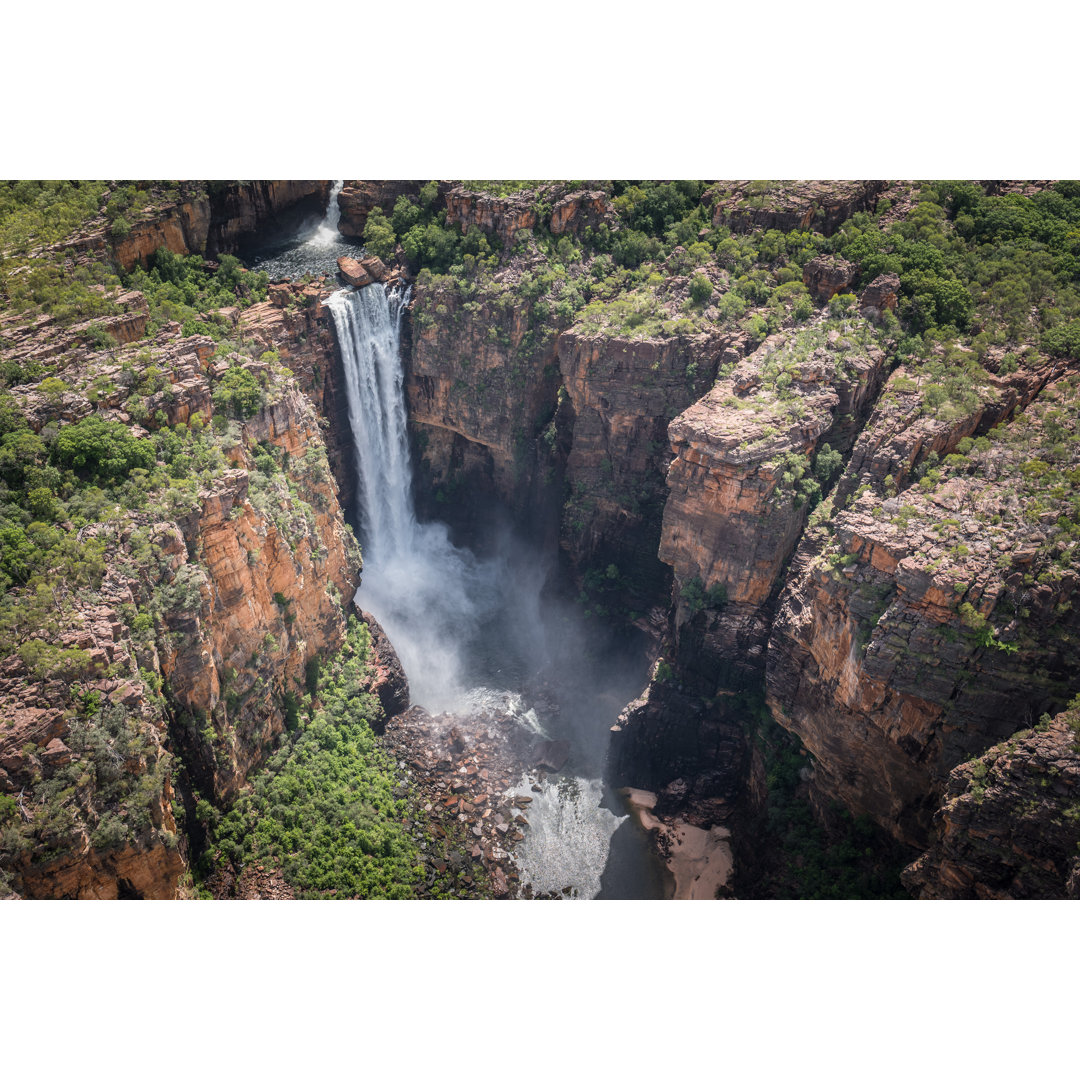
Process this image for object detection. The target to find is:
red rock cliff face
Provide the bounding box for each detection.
[658,323,888,683]
[902,712,1080,899]
[0,578,185,899]
[558,328,727,603]
[765,369,1080,844]
[237,278,358,507]
[162,374,361,803]
[709,181,890,236]
[443,188,538,246]
[108,182,331,270]
[405,272,569,537]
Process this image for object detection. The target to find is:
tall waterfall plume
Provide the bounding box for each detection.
[326,284,499,710]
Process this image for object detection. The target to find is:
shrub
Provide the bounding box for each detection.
[689,274,713,305]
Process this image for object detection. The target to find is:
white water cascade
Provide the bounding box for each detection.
[326,284,500,711]
[310,180,344,247]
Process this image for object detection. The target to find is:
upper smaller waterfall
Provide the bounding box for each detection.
[247,180,362,281]
[310,180,344,247]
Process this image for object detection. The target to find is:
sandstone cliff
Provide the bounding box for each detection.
[405,266,571,542]
[766,368,1080,844]
[903,709,1080,898]
[558,327,728,608]
[657,319,889,684]
[57,182,332,271]
[0,284,360,896]
[708,180,890,236]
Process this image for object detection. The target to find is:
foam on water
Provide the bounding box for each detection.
[507,774,628,899]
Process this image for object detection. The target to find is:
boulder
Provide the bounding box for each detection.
[359,255,388,282]
[859,272,901,319]
[268,283,291,308]
[337,256,373,288]
[802,255,856,301]
[529,739,570,773]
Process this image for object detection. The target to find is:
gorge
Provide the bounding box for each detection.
[1,178,1079,900]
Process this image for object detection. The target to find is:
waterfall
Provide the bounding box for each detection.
[324,282,665,897]
[310,180,344,247]
[326,284,497,711]
[328,284,415,556]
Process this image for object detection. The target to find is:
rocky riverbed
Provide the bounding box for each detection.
[382,700,572,899]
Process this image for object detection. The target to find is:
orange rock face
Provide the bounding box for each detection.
[108,181,331,270]
[765,371,1080,844]
[658,327,888,678]
[158,382,361,802]
[549,191,612,236]
[444,188,537,246]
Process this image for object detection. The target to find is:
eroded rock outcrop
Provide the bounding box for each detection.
[903,713,1080,898]
[359,609,410,725]
[858,273,900,319]
[766,371,1080,844]
[444,188,538,246]
[549,190,614,236]
[337,181,450,239]
[102,182,332,270]
[709,181,889,236]
[802,255,855,301]
[658,323,888,681]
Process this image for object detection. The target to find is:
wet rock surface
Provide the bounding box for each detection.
[380,703,569,899]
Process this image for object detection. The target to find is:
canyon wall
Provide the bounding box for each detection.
[94,181,331,271]
[902,711,1080,899]
[0,281,359,897]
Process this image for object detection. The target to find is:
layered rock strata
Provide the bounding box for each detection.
[709,181,890,236]
[766,370,1080,844]
[903,713,1080,898]
[105,181,331,270]
[658,322,889,684]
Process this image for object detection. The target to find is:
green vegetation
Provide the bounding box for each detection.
[205,619,444,898]
[739,709,911,899]
[212,364,265,419]
[126,249,268,337]
[680,575,728,615]
[51,416,157,480]
[0,701,173,864]
[0,180,109,252]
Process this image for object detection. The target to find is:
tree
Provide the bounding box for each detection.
[51,416,156,480]
[212,367,263,419]
[362,208,397,261]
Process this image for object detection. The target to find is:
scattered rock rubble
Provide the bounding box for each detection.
[382,703,571,899]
